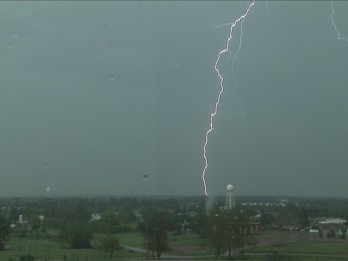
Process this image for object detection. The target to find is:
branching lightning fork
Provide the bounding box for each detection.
[202,1,256,196]
[330,0,348,43]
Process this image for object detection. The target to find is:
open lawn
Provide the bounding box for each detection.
[0,236,142,261]
[117,232,212,257]
[168,233,212,256]
[249,240,348,255]
[3,231,348,261]
[247,231,348,260]
[117,232,144,248]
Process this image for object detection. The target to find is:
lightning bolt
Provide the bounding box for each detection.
[230,16,246,98]
[202,1,256,196]
[211,22,233,29]
[330,0,348,43]
[265,0,269,15]
[215,17,245,97]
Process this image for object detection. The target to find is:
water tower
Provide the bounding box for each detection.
[225,184,235,210]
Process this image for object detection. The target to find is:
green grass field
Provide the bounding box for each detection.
[248,240,348,255]
[117,232,144,248]
[247,231,348,260]
[0,236,142,261]
[117,232,211,257]
[2,231,348,261]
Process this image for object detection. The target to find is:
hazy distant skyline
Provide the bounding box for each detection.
[0,1,347,197]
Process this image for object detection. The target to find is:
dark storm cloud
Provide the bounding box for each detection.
[0,1,347,197]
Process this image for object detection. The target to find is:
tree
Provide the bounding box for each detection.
[193,211,209,236]
[98,211,120,234]
[141,207,171,260]
[60,223,93,249]
[207,208,250,259]
[100,235,122,259]
[19,254,34,261]
[296,208,309,228]
[207,208,229,258]
[8,207,20,223]
[277,207,290,230]
[30,215,41,233]
[319,229,323,238]
[117,204,136,225]
[0,214,10,250]
[57,203,90,224]
[260,210,276,229]
[327,229,336,238]
[231,212,249,257]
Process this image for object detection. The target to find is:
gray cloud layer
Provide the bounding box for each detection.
[0,1,347,197]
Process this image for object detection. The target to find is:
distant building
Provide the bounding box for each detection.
[310,217,347,235]
[91,213,101,221]
[309,229,319,233]
[310,217,347,227]
[248,222,261,234]
[18,215,28,225]
[319,218,346,225]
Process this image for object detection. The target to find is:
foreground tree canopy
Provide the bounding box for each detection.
[207,207,250,259]
[100,235,122,259]
[0,214,10,250]
[140,207,172,260]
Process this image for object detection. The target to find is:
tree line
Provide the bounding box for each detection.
[2,195,346,259]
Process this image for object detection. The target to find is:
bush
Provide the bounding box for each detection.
[100,235,122,259]
[60,223,93,249]
[19,255,34,261]
[327,229,336,238]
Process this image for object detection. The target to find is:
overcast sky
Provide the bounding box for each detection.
[0,1,347,197]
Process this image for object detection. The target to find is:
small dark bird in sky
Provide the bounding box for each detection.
[143,174,148,179]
